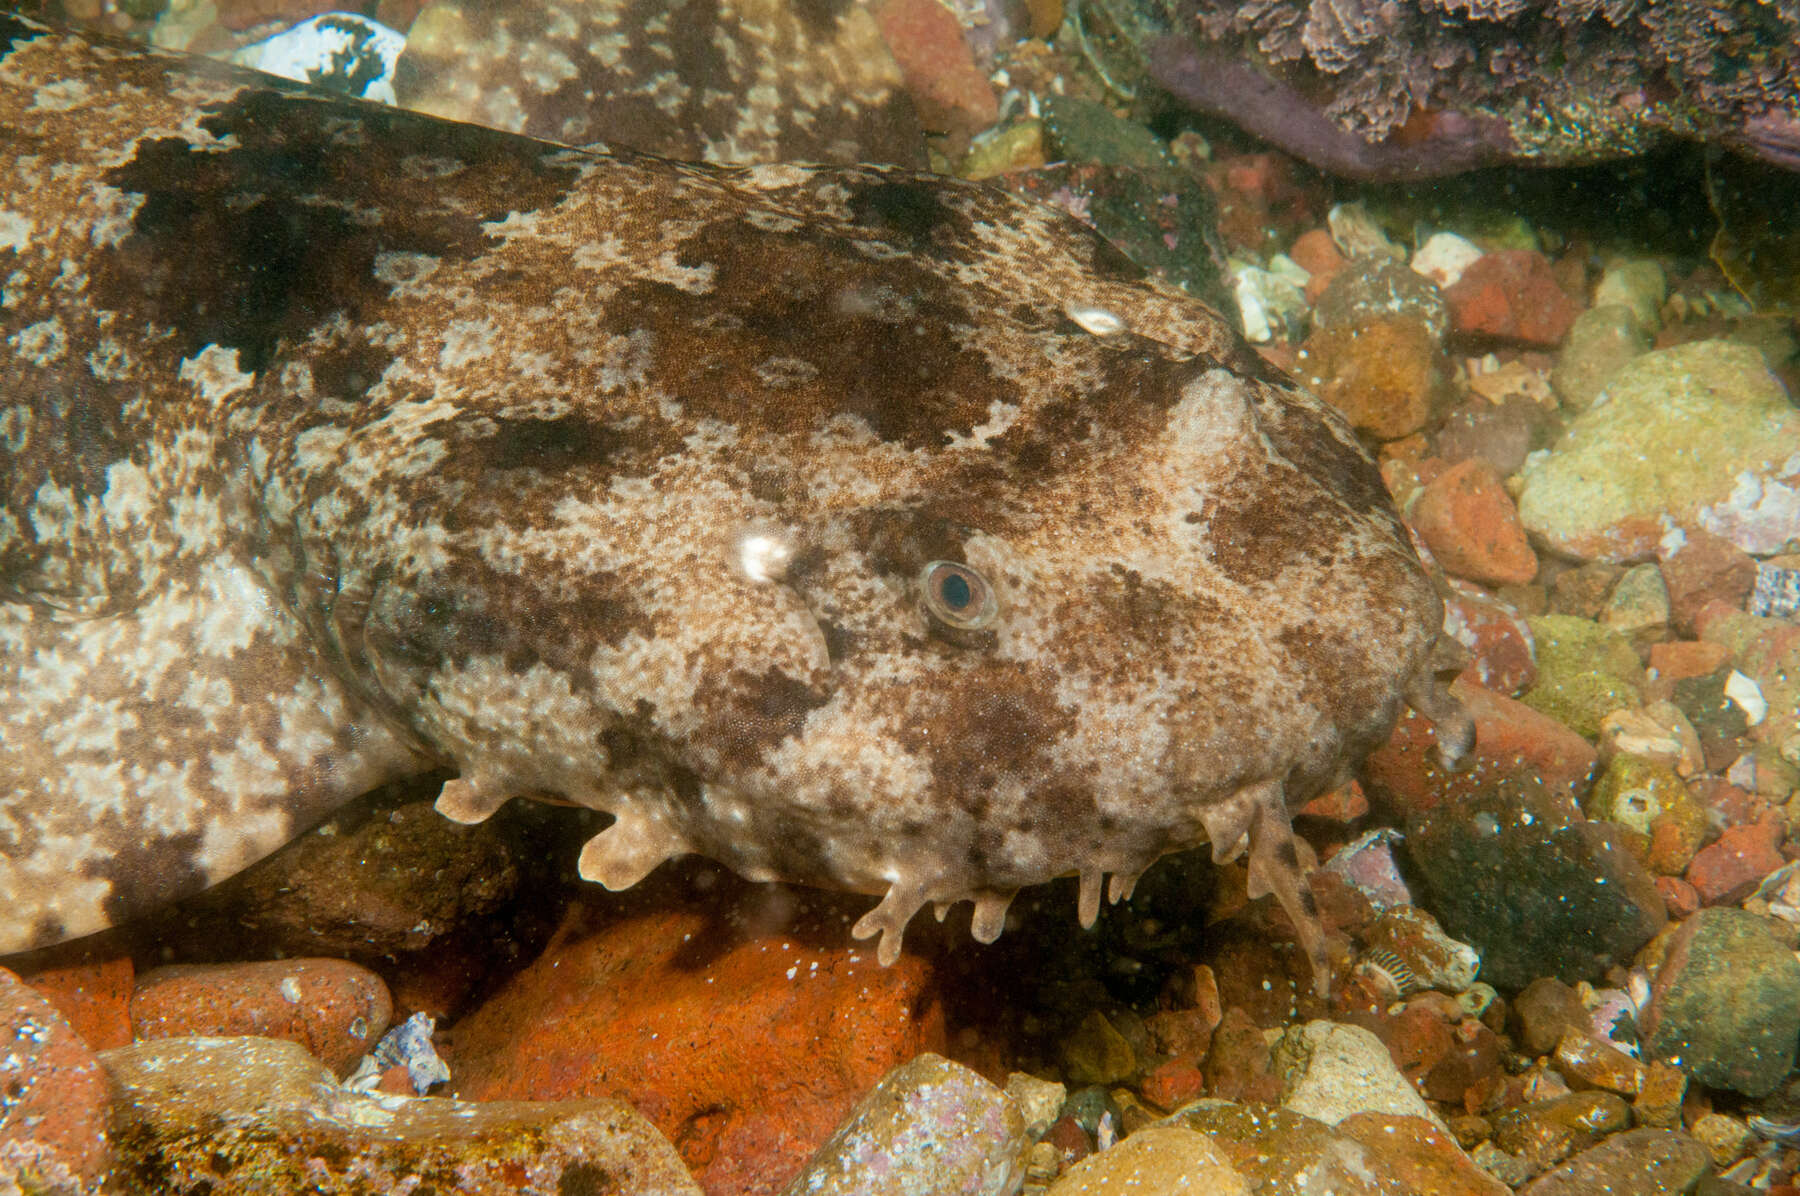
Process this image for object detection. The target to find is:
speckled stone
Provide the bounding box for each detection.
[1519,614,1645,739]
[1160,1100,1502,1195]
[779,1053,1029,1196]
[1403,774,1666,990]
[444,878,945,1196]
[130,958,392,1076]
[1583,755,1707,877]
[0,966,111,1196]
[1519,341,1800,562]
[1550,304,1651,413]
[1515,1128,1707,1196]
[1639,907,1800,1096]
[100,1035,702,1194]
[1272,1020,1445,1130]
[1493,1090,1631,1173]
[1044,1125,1250,1195]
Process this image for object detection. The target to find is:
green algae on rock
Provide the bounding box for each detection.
[1640,908,1800,1097]
[1518,341,1800,562]
[101,1036,703,1195]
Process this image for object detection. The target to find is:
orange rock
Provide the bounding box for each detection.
[130,958,391,1075]
[0,968,111,1191]
[447,876,946,1196]
[21,951,133,1050]
[1298,315,1446,440]
[1647,639,1731,684]
[875,0,999,137]
[1443,249,1580,346]
[1141,1058,1206,1110]
[1289,227,1346,303]
[1409,459,1539,587]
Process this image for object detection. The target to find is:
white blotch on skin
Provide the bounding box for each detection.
[0,209,29,252]
[11,317,66,364]
[439,318,498,369]
[179,345,255,403]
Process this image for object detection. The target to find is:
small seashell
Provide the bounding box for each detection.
[1356,946,1419,999]
[1064,303,1128,337]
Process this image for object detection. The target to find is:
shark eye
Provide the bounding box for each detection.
[919,560,998,631]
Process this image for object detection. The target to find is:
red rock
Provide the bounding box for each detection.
[130,958,391,1075]
[1409,459,1539,587]
[874,0,998,137]
[1045,1114,1093,1166]
[1298,315,1447,440]
[1141,1058,1206,1110]
[1363,677,1598,822]
[22,951,133,1050]
[1658,529,1757,636]
[1446,581,1538,696]
[447,878,945,1196]
[0,967,110,1193]
[1381,1003,1454,1090]
[1654,876,1701,920]
[1443,249,1580,346]
[1687,813,1786,906]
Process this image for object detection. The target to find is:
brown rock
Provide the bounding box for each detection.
[1659,529,1758,637]
[1443,250,1580,346]
[1511,977,1588,1058]
[1337,1112,1511,1195]
[1553,1029,1645,1096]
[1141,1058,1207,1110]
[1046,1125,1251,1195]
[1654,876,1700,920]
[1410,459,1540,587]
[1549,561,1624,619]
[1631,1061,1686,1129]
[1201,1006,1280,1105]
[1298,315,1447,440]
[446,879,944,1196]
[0,967,111,1194]
[1493,1091,1631,1173]
[1291,227,1348,303]
[1516,1127,1708,1196]
[1433,395,1548,478]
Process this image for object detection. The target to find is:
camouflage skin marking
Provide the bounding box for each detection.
[0,18,1470,988]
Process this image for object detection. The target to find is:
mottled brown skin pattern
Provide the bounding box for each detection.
[0,19,1468,986]
[395,0,926,166]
